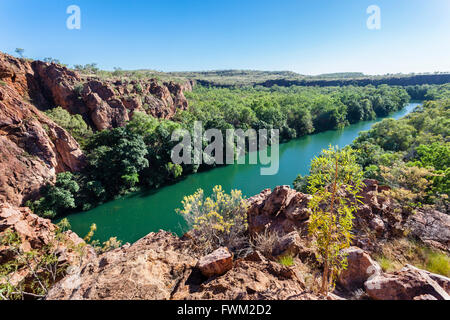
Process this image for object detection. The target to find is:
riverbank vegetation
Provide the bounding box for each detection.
[351,98,449,211]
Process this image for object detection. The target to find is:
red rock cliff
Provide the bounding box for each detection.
[0,53,85,206]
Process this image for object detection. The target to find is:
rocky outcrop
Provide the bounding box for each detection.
[45,231,324,300]
[197,247,233,278]
[45,231,197,300]
[247,186,311,236]
[0,203,86,286]
[404,209,450,251]
[248,181,450,253]
[1,51,192,132]
[34,64,191,131]
[0,53,86,206]
[364,265,450,300]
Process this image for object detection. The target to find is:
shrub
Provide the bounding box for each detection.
[0,229,67,300]
[177,185,248,254]
[250,229,280,257]
[307,146,364,294]
[424,250,450,277]
[278,254,294,267]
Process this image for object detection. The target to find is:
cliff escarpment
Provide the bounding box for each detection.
[0,52,192,206]
[0,54,85,206]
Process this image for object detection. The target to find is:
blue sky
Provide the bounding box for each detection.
[0,0,449,74]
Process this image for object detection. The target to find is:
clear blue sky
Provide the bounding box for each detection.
[1,0,449,74]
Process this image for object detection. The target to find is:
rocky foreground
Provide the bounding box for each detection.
[3,180,447,300]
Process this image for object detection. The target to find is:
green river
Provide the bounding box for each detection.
[61,101,421,243]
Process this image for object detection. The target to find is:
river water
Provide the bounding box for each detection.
[61,101,421,243]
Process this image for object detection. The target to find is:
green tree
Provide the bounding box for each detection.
[14,48,24,58]
[45,107,92,148]
[306,146,364,294]
[28,172,80,218]
[85,127,149,195]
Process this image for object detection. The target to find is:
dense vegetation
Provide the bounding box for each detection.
[180,84,409,135]
[30,83,449,219]
[351,98,449,211]
[295,97,449,212]
[45,107,93,149]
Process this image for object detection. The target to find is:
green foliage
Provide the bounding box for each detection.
[45,107,92,148]
[165,162,183,180]
[0,230,67,300]
[278,254,294,267]
[177,185,249,254]
[28,172,80,218]
[15,48,25,58]
[352,98,450,209]
[293,174,309,193]
[413,142,450,171]
[85,127,149,196]
[181,85,409,139]
[356,119,416,152]
[425,251,450,277]
[306,146,364,294]
[73,63,99,74]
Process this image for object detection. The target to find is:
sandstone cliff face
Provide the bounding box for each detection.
[0,53,85,206]
[31,59,191,131]
[0,51,192,205]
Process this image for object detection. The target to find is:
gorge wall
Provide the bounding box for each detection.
[0,52,192,206]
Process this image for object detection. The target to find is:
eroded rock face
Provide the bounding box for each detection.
[364,265,450,300]
[0,53,86,206]
[45,231,198,300]
[45,231,324,300]
[197,247,233,278]
[247,186,311,235]
[66,77,190,131]
[0,203,86,285]
[404,209,450,251]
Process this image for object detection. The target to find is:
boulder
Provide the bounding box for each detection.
[337,247,382,291]
[404,209,450,252]
[364,265,450,300]
[197,247,233,278]
[272,231,302,257]
[247,186,311,235]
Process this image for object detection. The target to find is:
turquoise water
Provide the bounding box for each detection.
[62,102,421,243]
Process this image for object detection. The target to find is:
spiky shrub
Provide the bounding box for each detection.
[177,185,248,254]
[307,146,363,294]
